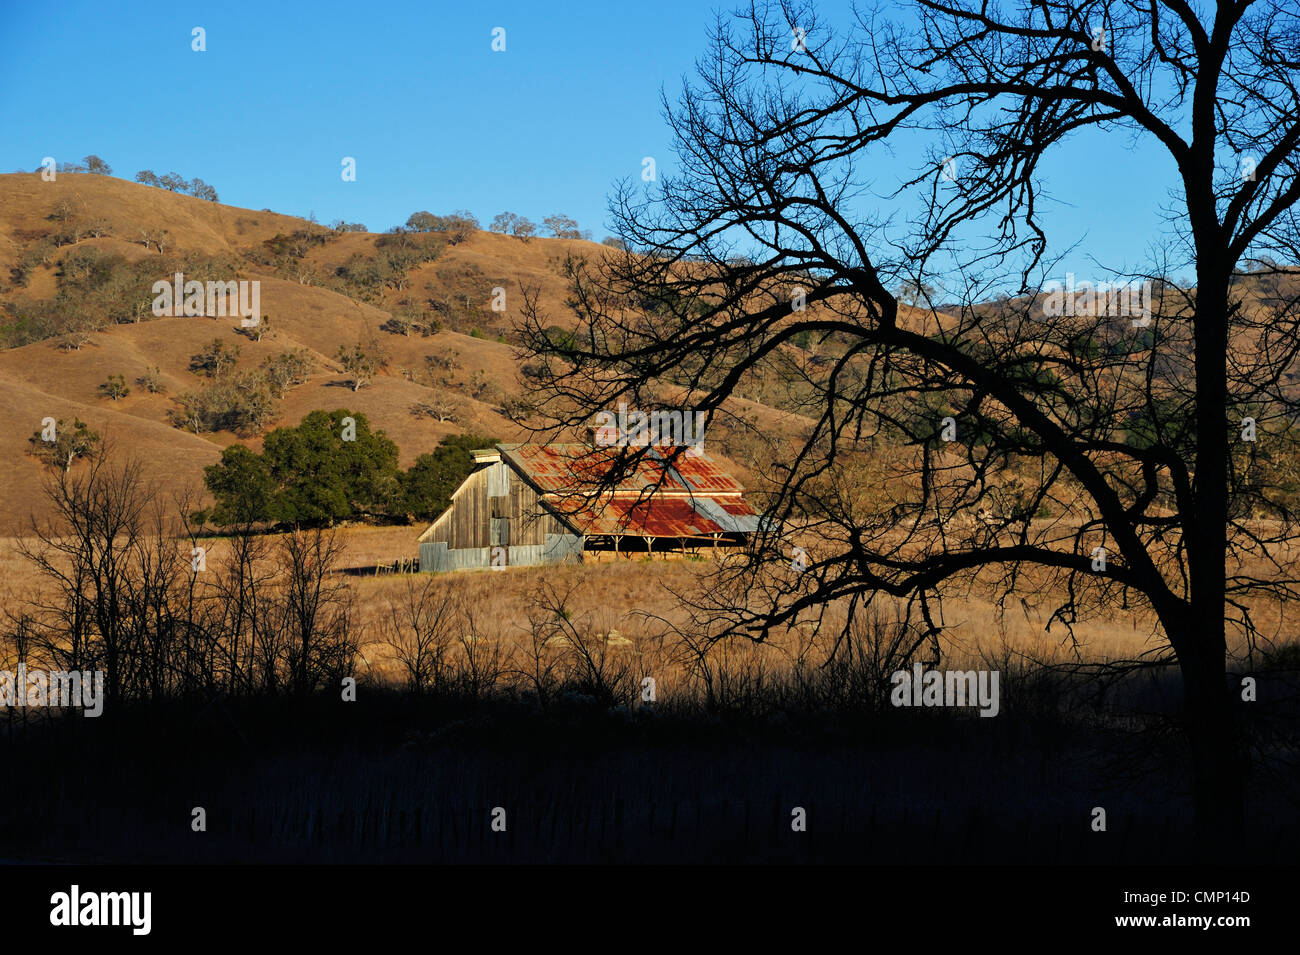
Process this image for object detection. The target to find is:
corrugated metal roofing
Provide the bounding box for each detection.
[499,444,746,496]
[560,495,759,539]
[688,495,761,534]
[497,443,756,540]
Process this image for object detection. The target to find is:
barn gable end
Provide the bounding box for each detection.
[417,443,757,572]
[417,449,582,572]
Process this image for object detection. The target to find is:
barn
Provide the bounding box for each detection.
[416,443,760,572]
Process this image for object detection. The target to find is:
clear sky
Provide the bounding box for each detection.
[0,0,1185,286]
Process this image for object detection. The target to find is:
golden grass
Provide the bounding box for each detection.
[3,519,1281,694]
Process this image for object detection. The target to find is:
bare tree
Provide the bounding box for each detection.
[518,0,1300,849]
[542,214,582,239]
[411,398,461,423]
[525,580,634,708]
[18,454,171,702]
[380,576,457,694]
[205,521,278,696]
[276,527,357,696]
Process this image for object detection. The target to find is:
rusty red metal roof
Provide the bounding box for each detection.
[497,444,756,539]
[559,495,759,538]
[500,444,746,496]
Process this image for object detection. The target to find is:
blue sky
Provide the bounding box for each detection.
[0,0,1185,286]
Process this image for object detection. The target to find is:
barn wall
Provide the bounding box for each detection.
[422,465,492,549]
[420,460,577,568]
[419,535,584,573]
[508,474,572,546]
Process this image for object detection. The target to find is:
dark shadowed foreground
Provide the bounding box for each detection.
[2,670,1296,864]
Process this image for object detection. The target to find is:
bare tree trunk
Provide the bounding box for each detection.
[1183,264,1245,850]
[1179,634,1245,854]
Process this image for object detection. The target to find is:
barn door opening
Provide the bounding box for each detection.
[489,493,510,547]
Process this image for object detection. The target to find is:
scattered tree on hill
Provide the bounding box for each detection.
[139,227,171,252]
[57,314,100,351]
[137,366,165,394]
[83,155,112,175]
[27,418,100,472]
[134,169,219,201]
[190,339,240,378]
[490,212,537,240]
[48,199,78,224]
[423,350,461,386]
[405,210,479,243]
[499,394,537,424]
[241,314,271,342]
[410,398,462,423]
[337,341,384,391]
[440,211,479,243]
[261,349,315,398]
[543,214,582,239]
[381,312,414,337]
[334,234,444,300]
[172,369,277,435]
[38,160,89,174]
[59,247,105,283]
[404,211,439,232]
[188,178,218,202]
[98,374,130,401]
[9,238,59,288]
[468,368,500,403]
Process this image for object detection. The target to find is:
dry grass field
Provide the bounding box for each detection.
[5,517,1277,699]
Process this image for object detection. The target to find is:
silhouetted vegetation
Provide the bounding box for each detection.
[134,169,219,201]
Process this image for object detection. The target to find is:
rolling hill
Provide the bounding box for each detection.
[0,173,801,533]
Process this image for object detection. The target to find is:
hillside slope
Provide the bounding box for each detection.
[0,173,802,532]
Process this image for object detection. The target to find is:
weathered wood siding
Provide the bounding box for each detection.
[507,469,571,546]
[424,461,571,551]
